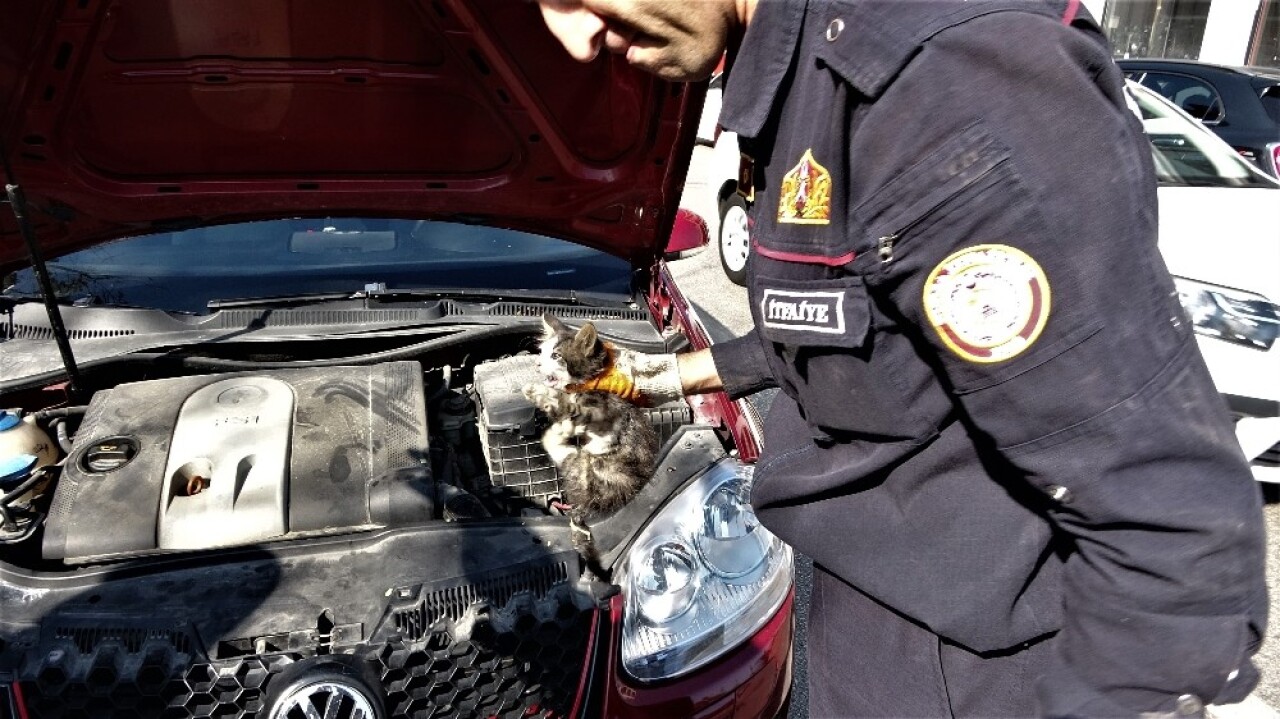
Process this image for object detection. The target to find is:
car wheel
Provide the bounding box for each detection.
[263,656,387,719]
[719,192,751,286]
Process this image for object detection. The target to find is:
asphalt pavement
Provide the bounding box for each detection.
[670,144,1280,718]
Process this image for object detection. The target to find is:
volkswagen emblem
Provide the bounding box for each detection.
[270,679,377,719]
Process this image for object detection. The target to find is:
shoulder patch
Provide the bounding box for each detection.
[778,149,832,225]
[922,244,1050,363]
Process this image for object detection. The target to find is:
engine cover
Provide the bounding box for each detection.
[44,362,430,563]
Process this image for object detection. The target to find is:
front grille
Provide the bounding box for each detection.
[370,604,592,719]
[19,572,595,719]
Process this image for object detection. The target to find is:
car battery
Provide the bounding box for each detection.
[471,354,691,509]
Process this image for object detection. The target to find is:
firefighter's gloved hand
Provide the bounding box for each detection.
[567,344,683,407]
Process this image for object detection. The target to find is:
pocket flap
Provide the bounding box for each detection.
[757,275,871,348]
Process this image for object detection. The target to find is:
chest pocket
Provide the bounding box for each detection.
[751,263,941,442]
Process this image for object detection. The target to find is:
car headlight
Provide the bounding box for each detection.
[1174,277,1279,351]
[618,458,793,682]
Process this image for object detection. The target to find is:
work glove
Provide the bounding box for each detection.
[567,344,683,407]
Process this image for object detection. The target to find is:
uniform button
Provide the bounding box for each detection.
[826,18,844,41]
[1047,485,1073,504]
[1175,694,1204,717]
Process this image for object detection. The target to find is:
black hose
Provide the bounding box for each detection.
[0,466,54,536]
[0,466,54,506]
[161,323,539,370]
[31,406,88,420]
[0,511,44,544]
[52,419,73,454]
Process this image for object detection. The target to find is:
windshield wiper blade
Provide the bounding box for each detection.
[209,285,633,311]
[206,291,358,310]
[363,285,633,308]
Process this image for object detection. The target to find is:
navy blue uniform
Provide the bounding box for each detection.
[708,1,1268,716]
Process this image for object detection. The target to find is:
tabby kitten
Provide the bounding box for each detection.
[523,314,658,517]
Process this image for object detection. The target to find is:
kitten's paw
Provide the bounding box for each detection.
[523,383,557,410]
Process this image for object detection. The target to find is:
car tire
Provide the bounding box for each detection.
[718,192,751,287]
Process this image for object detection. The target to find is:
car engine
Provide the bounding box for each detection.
[16,354,690,564]
[42,362,435,563]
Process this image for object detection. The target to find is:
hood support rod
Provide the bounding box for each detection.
[2,147,82,398]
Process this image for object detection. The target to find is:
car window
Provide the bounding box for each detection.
[1138,72,1225,123]
[2,218,634,314]
[1127,83,1278,188]
[1261,85,1280,124]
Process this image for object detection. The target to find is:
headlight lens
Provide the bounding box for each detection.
[618,459,793,682]
[1173,277,1279,351]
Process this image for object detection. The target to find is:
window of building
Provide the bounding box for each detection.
[1249,0,1280,67]
[1104,0,1212,60]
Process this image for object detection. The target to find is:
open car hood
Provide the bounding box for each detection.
[0,0,703,275]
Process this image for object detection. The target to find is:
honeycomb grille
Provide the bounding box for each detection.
[20,651,284,719]
[367,604,593,719]
[19,595,594,719]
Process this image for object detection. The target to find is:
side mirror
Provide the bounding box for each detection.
[665,209,709,259]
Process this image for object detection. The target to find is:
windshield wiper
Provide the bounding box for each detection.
[207,284,634,311]
[362,284,634,308]
[206,291,358,310]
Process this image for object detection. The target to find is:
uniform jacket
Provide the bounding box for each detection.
[707,1,1268,715]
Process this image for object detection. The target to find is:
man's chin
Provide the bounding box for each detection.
[633,57,716,83]
[617,41,721,83]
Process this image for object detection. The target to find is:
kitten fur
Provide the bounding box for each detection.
[524,314,658,516]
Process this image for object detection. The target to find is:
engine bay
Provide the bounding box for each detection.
[0,347,694,568]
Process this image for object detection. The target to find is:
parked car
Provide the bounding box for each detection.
[0,3,793,719]
[706,82,1280,483]
[1118,59,1280,177]
[1128,81,1280,484]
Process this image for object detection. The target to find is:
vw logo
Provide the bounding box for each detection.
[270,680,377,719]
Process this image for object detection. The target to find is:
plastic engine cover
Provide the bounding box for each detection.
[44,362,429,563]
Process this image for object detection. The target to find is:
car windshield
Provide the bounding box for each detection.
[1127,83,1278,188]
[3,218,633,314]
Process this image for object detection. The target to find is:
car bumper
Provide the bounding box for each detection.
[1196,337,1280,483]
[1226,395,1280,484]
[2,523,795,719]
[595,590,794,719]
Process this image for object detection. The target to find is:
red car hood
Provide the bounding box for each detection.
[0,0,702,275]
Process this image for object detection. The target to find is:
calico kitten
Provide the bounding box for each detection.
[523,314,658,517]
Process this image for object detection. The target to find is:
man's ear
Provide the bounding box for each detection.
[573,322,599,351]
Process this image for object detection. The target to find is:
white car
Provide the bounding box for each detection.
[703,82,1280,482]
[1131,82,1280,484]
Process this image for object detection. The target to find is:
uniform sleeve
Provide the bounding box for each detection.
[708,329,777,399]
[854,13,1267,716]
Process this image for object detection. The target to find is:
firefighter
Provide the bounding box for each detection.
[536,1,1268,716]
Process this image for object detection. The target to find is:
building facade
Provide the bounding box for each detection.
[1082,0,1279,67]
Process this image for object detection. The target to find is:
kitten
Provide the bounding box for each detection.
[523,314,658,518]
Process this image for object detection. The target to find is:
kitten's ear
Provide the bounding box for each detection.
[542,313,567,336]
[574,322,599,351]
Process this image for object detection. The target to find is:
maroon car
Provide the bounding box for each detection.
[0,2,793,718]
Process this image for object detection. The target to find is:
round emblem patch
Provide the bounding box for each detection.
[922,244,1050,363]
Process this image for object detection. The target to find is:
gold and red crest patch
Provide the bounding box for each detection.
[777,149,832,225]
[922,244,1051,364]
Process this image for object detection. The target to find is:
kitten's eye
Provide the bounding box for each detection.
[550,351,562,361]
